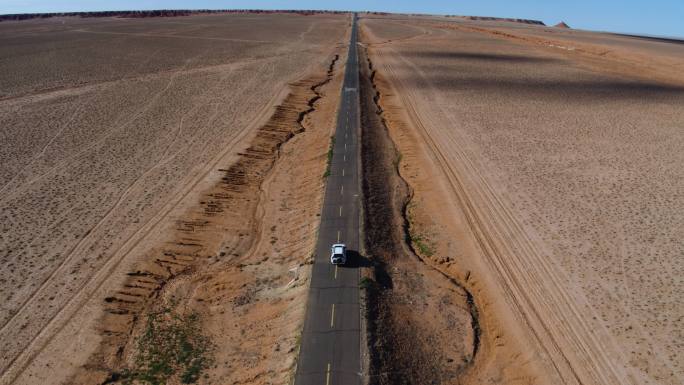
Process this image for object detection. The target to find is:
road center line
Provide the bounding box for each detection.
[326,363,331,385]
[330,304,335,328]
[295,14,359,385]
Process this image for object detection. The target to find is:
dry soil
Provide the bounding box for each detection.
[361,14,684,385]
[0,13,347,384]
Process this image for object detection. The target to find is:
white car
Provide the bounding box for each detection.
[330,243,347,265]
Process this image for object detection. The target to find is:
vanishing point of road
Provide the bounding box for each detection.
[294,13,362,385]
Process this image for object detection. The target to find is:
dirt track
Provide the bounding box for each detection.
[361,15,684,385]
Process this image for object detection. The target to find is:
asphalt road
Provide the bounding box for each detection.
[294,13,362,385]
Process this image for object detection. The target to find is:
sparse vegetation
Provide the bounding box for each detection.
[405,203,435,257]
[393,151,403,168]
[410,233,435,257]
[121,309,214,385]
[359,276,374,290]
[323,135,336,177]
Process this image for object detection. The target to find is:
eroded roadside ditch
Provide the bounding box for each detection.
[358,46,482,384]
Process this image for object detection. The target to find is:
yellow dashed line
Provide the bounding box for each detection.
[330,304,336,328]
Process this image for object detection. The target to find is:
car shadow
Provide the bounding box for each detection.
[341,249,373,268]
[341,250,393,289]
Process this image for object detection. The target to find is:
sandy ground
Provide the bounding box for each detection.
[439,19,684,87]
[361,15,683,385]
[0,13,346,384]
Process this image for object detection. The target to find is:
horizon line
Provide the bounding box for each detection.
[1,8,682,40]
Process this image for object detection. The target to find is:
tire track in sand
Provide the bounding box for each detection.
[367,36,638,385]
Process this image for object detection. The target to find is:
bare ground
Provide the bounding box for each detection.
[361,15,684,385]
[0,14,347,384]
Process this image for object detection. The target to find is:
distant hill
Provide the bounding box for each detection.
[554,21,571,28]
[464,16,545,26]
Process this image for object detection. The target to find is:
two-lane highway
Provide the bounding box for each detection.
[294,13,362,385]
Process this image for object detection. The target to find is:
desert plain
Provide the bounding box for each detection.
[0,12,347,384]
[361,14,683,385]
[0,10,682,385]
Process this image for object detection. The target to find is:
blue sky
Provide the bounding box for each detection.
[2,0,683,38]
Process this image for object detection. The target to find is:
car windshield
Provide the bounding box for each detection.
[333,247,344,254]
